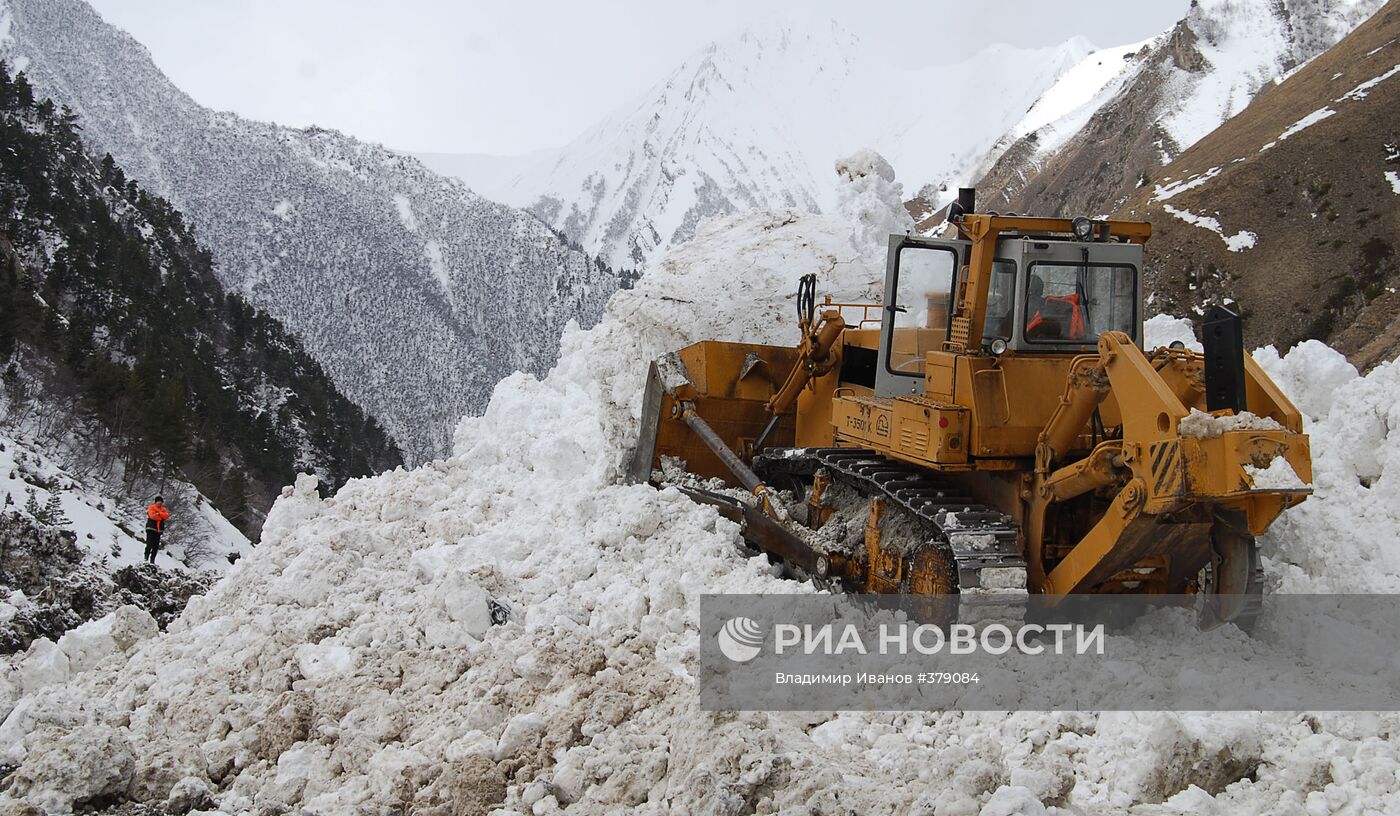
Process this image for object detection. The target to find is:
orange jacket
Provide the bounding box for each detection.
[1027,293,1087,340]
[146,503,170,532]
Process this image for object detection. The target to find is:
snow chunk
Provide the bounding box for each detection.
[271,199,295,221]
[294,642,355,681]
[1386,170,1400,195]
[495,712,547,761]
[1179,409,1285,439]
[834,149,913,260]
[3,725,136,813]
[56,605,158,674]
[1144,314,1203,352]
[1246,456,1308,489]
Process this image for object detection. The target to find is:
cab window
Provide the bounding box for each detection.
[888,246,956,376]
[1024,262,1136,343]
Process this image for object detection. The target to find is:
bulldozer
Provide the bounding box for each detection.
[631,189,1312,627]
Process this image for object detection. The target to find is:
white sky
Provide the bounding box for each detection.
[85,0,1187,157]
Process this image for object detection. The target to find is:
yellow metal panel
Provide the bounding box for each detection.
[925,352,956,400]
[832,395,896,448]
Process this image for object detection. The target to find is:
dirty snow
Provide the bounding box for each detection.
[1180,408,1287,439]
[3,168,1400,813]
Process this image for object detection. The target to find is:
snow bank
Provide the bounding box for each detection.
[3,189,1400,813]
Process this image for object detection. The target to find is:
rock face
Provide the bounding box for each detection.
[973,0,1384,220]
[1117,2,1400,367]
[0,0,618,461]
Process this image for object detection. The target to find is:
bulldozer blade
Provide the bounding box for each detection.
[627,361,665,485]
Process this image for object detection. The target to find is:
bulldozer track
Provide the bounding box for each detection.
[755,447,1027,590]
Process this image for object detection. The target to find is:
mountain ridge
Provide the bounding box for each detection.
[0,0,619,462]
[422,22,1102,270]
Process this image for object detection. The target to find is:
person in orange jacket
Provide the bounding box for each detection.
[144,496,170,564]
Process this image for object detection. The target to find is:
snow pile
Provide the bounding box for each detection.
[1253,339,1358,418]
[3,197,1400,812]
[834,149,913,262]
[1252,343,1400,593]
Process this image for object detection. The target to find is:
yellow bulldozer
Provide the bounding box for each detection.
[631,189,1311,628]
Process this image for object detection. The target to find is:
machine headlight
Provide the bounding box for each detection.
[989,338,1009,356]
[1071,216,1095,241]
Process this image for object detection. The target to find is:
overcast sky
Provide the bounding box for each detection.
[85,0,1187,157]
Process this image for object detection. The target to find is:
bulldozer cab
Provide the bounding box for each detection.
[876,232,1143,398]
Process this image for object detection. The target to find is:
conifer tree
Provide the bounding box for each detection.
[42,493,69,527]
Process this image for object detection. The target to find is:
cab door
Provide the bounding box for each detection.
[875,234,968,398]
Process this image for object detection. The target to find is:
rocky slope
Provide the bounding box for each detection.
[1118,0,1400,368]
[973,0,1384,219]
[0,0,618,462]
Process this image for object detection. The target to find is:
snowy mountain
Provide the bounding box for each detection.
[973,0,1385,218]
[421,22,1099,270]
[0,0,619,462]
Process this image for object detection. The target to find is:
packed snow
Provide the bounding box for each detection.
[3,162,1400,815]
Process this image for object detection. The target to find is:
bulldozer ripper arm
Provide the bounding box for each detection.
[1042,479,1147,595]
[1033,331,1310,599]
[1036,354,1110,472]
[765,310,846,417]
